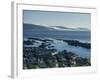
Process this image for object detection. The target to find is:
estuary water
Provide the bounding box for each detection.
[23,31,90,42]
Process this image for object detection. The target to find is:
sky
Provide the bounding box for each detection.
[23,10,91,29]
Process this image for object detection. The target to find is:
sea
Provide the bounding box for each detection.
[23,31,90,43]
[23,30,91,58]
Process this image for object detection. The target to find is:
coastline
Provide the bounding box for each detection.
[23,37,91,69]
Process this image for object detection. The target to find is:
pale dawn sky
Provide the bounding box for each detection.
[23,10,91,29]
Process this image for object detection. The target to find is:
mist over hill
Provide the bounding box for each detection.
[23,24,90,31]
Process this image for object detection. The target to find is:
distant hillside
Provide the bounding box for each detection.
[23,24,54,31]
[23,24,90,31]
[77,28,90,31]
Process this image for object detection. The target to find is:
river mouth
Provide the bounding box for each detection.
[23,37,91,69]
